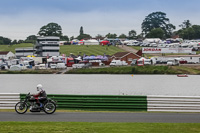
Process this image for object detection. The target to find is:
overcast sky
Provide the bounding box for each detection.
[0,0,199,40]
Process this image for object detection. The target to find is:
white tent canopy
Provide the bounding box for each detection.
[84,39,99,45]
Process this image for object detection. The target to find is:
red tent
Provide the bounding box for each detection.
[79,39,85,44]
[100,40,109,45]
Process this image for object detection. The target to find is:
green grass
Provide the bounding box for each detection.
[0,69,59,74]
[67,66,195,74]
[0,43,33,53]
[0,122,200,133]
[0,43,125,56]
[60,45,125,56]
[130,46,142,51]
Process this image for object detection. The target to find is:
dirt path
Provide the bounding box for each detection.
[117,45,138,53]
[56,67,73,74]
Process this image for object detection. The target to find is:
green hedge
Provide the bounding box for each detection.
[20,94,147,111]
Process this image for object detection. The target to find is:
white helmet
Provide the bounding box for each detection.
[36,84,43,91]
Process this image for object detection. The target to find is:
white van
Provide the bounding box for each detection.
[56,63,66,69]
[50,64,57,69]
[35,64,46,69]
[110,60,128,66]
[167,58,179,66]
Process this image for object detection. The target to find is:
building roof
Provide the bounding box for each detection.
[37,36,60,40]
[0,51,9,55]
[112,52,141,58]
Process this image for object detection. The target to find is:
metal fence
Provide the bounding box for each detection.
[147,95,200,112]
[0,93,20,109]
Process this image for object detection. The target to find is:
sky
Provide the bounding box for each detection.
[0,0,200,40]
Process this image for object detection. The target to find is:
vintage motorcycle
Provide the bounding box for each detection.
[15,92,56,114]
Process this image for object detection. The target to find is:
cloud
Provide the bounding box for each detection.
[0,0,200,40]
[0,9,148,40]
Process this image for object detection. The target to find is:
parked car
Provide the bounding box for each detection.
[0,64,9,70]
[72,61,92,69]
[130,59,137,66]
[82,62,92,68]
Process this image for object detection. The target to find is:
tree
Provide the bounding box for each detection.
[95,34,104,40]
[80,26,84,35]
[25,35,37,43]
[12,39,18,44]
[177,25,200,39]
[76,26,91,40]
[70,36,74,41]
[105,33,117,38]
[141,11,175,38]
[60,35,69,41]
[76,34,91,40]
[179,20,192,29]
[146,28,165,39]
[0,36,11,45]
[38,22,62,37]
[18,40,24,44]
[137,33,144,40]
[118,34,127,38]
[191,25,200,39]
[128,30,137,39]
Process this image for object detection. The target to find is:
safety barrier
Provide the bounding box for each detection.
[2,93,200,112]
[147,95,200,112]
[20,94,147,111]
[0,93,20,109]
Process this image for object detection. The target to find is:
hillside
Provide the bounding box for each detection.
[0,43,125,56]
[0,43,33,53]
[60,45,125,56]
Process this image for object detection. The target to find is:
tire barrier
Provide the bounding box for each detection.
[20,94,147,111]
[147,95,200,112]
[0,93,20,109]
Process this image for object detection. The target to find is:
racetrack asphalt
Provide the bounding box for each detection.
[1,112,200,123]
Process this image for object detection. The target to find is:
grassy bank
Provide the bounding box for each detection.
[0,43,33,53]
[67,65,200,74]
[0,122,199,133]
[0,69,59,74]
[60,45,125,56]
[1,43,125,56]
[1,66,199,74]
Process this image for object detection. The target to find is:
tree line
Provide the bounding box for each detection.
[1,11,200,45]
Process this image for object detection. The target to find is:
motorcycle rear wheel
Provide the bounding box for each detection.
[43,102,56,114]
[15,102,28,114]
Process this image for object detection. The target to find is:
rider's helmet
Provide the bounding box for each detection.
[36,84,43,91]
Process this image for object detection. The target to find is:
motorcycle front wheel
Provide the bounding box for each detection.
[15,102,28,114]
[43,102,56,114]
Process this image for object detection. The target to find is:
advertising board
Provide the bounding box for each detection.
[142,47,192,54]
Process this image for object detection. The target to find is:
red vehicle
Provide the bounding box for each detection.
[66,58,74,67]
[177,74,188,77]
[100,40,110,45]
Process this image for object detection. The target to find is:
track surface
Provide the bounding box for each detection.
[1,112,200,123]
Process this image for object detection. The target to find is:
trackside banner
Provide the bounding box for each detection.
[142,47,192,54]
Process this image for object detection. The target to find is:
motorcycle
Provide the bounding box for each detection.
[15,92,56,114]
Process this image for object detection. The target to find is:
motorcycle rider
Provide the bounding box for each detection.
[33,84,47,108]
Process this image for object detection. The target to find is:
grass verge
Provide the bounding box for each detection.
[0,122,200,133]
[67,65,200,74]
[0,69,60,74]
